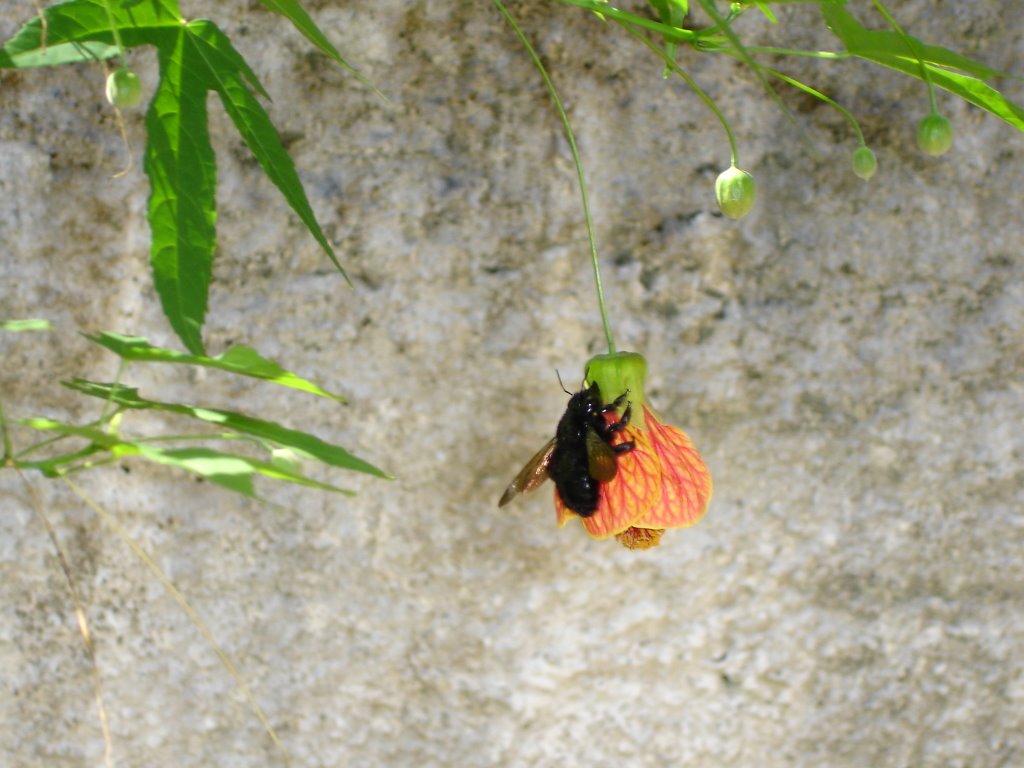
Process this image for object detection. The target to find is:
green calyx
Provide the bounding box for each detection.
[585,351,648,424]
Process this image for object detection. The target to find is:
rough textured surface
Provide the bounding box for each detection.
[2,2,1023,766]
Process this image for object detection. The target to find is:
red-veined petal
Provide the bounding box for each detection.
[633,406,712,529]
[581,425,662,539]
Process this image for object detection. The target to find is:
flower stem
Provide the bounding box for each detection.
[100,0,127,62]
[491,0,616,353]
[620,23,740,165]
[871,0,937,112]
[758,65,867,147]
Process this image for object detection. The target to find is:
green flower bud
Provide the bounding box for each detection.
[851,145,877,180]
[106,67,142,109]
[715,165,757,220]
[916,113,953,156]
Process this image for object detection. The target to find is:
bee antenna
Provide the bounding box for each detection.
[555,369,572,395]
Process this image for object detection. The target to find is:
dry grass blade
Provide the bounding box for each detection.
[60,475,292,766]
[19,468,114,768]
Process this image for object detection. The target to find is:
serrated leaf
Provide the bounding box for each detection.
[64,379,391,479]
[84,332,346,401]
[0,0,184,68]
[145,33,218,355]
[185,20,346,281]
[2,0,347,353]
[1,319,53,332]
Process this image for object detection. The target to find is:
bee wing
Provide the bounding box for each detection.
[498,438,556,507]
[586,429,618,482]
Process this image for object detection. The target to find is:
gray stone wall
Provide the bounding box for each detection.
[1,2,1022,766]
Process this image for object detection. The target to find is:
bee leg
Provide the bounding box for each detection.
[601,390,630,414]
[612,440,635,454]
[606,403,632,433]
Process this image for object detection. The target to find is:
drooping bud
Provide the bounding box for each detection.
[106,67,142,109]
[917,113,953,156]
[851,145,877,180]
[714,165,757,219]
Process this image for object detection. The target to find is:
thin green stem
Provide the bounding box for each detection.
[98,359,128,425]
[620,23,739,164]
[100,0,126,62]
[31,0,48,50]
[491,0,616,354]
[0,400,11,465]
[16,429,101,461]
[133,432,257,444]
[734,47,849,61]
[871,0,937,112]
[753,64,866,146]
[695,0,799,144]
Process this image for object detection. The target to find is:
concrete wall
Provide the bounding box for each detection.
[1,2,1022,766]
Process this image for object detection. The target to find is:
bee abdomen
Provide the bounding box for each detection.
[551,443,600,516]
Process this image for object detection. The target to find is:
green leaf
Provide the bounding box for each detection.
[1,319,53,332]
[84,332,346,401]
[923,68,1024,131]
[0,0,185,68]
[751,1,777,25]
[64,379,391,479]
[822,5,1024,131]
[0,40,119,68]
[559,0,698,43]
[647,1,688,22]
[256,0,385,98]
[256,0,341,62]
[2,0,347,352]
[134,446,354,496]
[822,5,1011,80]
[145,32,218,355]
[185,21,347,281]
[18,418,130,476]
[22,416,356,495]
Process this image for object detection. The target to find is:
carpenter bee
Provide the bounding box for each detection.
[498,381,635,517]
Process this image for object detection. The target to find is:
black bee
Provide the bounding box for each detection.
[498,381,635,517]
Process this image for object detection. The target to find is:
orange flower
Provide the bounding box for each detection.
[555,352,712,549]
